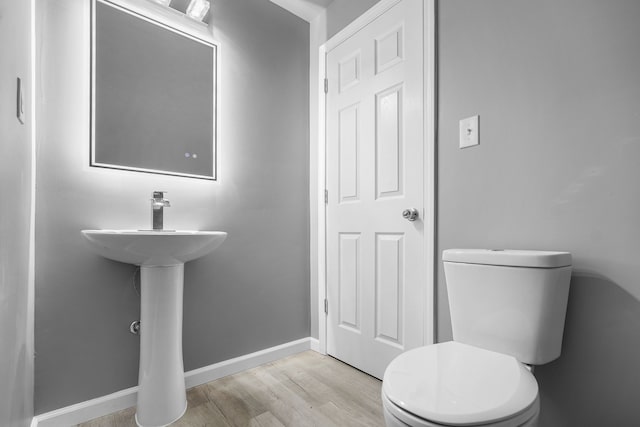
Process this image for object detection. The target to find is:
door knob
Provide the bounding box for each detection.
[402,208,419,221]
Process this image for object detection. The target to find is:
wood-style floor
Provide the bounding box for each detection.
[77,351,385,427]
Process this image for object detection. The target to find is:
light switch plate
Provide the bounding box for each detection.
[459,115,479,149]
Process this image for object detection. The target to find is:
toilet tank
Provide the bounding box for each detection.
[443,249,572,365]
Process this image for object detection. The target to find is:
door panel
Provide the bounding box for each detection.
[326,0,424,379]
[375,232,403,346]
[338,232,360,330]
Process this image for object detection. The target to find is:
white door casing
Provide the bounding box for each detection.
[324,0,431,379]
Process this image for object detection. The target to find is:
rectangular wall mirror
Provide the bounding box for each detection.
[91,0,217,180]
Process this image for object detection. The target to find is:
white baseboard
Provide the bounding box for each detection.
[183,337,313,388]
[309,337,320,352]
[34,386,139,427]
[33,337,315,427]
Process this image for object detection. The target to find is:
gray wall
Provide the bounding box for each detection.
[438,0,640,425]
[0,0,34,425]
[35,0,309,413]
[325,0,380,39]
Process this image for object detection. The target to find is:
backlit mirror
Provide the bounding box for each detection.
[91,0,217,180]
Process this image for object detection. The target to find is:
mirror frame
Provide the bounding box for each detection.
[90,0,219,180]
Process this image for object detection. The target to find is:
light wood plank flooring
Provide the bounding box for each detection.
[77,351,385,427]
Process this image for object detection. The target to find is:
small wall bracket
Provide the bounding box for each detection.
[129,320,141,335]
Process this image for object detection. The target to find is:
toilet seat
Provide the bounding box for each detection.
[382,392,539,427]
[382,342,539,426]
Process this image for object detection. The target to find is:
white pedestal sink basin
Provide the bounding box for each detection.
[81,230,227,427]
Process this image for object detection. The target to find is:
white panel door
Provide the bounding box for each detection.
[326,0,425,379]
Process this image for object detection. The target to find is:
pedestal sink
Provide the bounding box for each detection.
[81,230,227,427]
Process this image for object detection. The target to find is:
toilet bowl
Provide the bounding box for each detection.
[382,342,539,427]
[381,249,572,427]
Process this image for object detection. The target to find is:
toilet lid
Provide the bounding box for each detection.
[382,342,539,426]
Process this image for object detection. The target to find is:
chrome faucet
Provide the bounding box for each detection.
[151,191,170,231]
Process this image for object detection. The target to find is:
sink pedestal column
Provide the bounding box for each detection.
[136,264,187,427]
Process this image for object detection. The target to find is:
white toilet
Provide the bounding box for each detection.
[382,249,572,427]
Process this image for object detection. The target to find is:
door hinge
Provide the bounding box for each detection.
[324,78,328,94]
[324,189,329,204]
[324,298,328,314]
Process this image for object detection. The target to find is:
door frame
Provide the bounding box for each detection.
[316,0,436,354]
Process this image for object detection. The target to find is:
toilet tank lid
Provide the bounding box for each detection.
[443,249,572,268]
